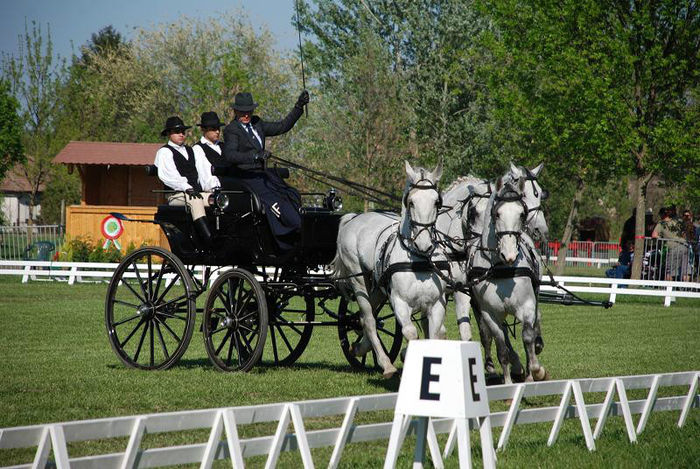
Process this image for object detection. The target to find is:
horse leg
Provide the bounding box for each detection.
[502,322,525,382]
[454,291,472,341]
[355,293,397,378]
[482,312,512,385]
[522,313,546,381]
[427,300,447,340]
[472,299,496,374]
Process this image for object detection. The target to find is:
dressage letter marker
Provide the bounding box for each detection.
[385,340,495,469]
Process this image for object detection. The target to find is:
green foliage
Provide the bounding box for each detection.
[0,79,23,181]
[38,165,80,224]
[57,235,122,263]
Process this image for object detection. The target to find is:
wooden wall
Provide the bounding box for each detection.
[66,205,168,249]
[80,165,163,206]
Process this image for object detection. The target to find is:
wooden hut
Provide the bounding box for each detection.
[53,141,168,249]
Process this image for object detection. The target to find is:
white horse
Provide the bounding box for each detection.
[469,175,547,384]
[333,161,446,378]
[435,163,548,344]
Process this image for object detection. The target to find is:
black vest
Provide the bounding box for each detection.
[193,141,222,166]
[162,145,202,192]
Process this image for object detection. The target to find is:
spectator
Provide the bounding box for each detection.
[652,208,690,281]
[606,241,634,279]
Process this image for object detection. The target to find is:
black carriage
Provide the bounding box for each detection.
[104,167,402,373]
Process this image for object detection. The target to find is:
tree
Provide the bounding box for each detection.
[298,0,495,182]
[0,79,23,181]
[478,0,699,277]
[2,21,65,225]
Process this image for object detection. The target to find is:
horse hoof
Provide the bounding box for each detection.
[383,366,397,379]
[525,375,534,383]
[542,369,551,381]
[504,399,513,406]
[533,367,546,381]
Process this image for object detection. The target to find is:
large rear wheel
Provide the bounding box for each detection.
[203,269,268,372]
[105,247,196,370]
[337,297,402,372]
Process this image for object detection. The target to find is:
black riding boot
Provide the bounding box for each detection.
[193,216,213,249]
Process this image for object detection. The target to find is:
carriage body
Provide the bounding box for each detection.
[153,191,342,268]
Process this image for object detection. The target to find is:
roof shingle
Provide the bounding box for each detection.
[53,141,162,166]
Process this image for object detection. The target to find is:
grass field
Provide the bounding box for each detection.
[0,276,698,467]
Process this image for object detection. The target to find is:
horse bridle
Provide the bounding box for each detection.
[400,172,442,256]
[491,183,528,243]
[521,167,549,227]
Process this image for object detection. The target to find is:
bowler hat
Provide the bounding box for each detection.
[232,92,258,112]
[197,111,224,128]
[160,116,191,136]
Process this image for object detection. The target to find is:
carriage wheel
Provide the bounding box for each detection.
[203,269,268,372]
[105,247,196,370]
[337,297,403,372]
[264,293,315,366]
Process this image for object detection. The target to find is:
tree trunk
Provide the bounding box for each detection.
[554,176,585,276]
[630,172,653,279]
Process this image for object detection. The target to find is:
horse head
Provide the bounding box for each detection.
[462,180,492,242]
[508,162,549,242]
[402,160,443,255]
[491,175,528,265]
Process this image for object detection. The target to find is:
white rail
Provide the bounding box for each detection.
[2,261,699,307]
[0,371,697,468]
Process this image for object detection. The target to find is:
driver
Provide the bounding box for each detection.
[220,90,310,250]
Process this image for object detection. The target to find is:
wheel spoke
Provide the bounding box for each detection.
[149,320,155,367]
[119,318,145,348]
[154,321,170,360]
[152,260,168,301]
[270,328,279,362]
[113,313,141,327]
[274,324,295,355]
[113,299,141,310]
[131,262,149,300]
[120,277,146,303]
[155,316,182,342]
[232,331,243,366]
[147,255,153,300]
[235,289,255,316]
[215,329,232,355]
[227,330,237,366]
[133,319,149,362]
[273,315,304,336]
[156,273,181,305]
[377,325,398,338]
[156,294,189,311]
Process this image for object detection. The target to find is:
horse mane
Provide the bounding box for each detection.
[444,175,478,194]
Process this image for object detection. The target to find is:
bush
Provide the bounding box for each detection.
[57,236,126,263]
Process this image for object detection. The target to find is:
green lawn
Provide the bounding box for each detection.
[0,277,698,467]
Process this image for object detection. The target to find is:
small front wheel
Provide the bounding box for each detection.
[203,269,268,372]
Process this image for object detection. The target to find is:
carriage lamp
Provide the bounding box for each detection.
[209,190,230,211]
[325,189,343,211]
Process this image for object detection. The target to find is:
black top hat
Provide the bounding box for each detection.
[197,111,224,128]
[160,116,191,136]
[232,92,258,112]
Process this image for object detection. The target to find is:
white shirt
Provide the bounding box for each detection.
[154,140,213,192]
[242,122,262,147]
[192,137,222,191]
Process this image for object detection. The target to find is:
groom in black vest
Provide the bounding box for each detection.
[220,90,309,250]
[154,116,214,247]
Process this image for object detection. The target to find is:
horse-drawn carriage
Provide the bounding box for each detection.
[105,159,610,382]
[104,165,402,373]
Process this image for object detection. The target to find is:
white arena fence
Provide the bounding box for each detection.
[1,260,699,307]
[0,371,697,468]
